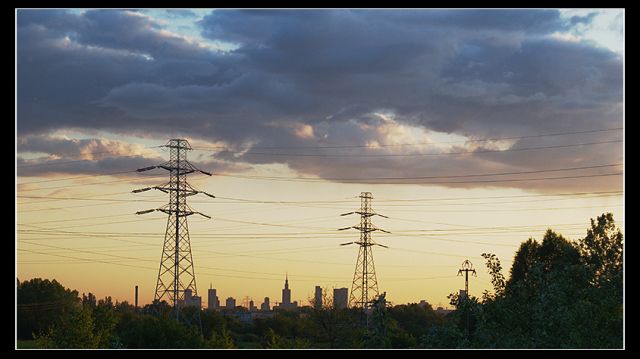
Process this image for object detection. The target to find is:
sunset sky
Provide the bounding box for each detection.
[16,9,624,308]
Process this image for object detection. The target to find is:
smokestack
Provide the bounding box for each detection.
[135,285,139,307]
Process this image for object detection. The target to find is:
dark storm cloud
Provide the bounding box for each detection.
[17,9,622,191]
[16,135,247,179]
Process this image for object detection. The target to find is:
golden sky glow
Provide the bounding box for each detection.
[17,164,624,308]
[16,9,624,309]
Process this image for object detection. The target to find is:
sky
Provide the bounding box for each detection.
[16,9,624,309]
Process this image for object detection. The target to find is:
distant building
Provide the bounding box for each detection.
[208,287,220,310]
[277,274,298,309]
[459,289,467,299]
[282,274,291,307]
[333,287,348,309]
[261,297,270,311]
[226,297,236,309]
[314,286,323,309]
[249,299,256,311]
[181,289,201,309]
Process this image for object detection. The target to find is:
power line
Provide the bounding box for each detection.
[17,191,134,204]
[17,248,156,271]
[17,170,137,185]
[16,148,163,168]
[218,172,622,184]
[216,163,621,182]
[18,217,623,237]
[18,163,622,190]
[374,193,622,208]
[191,126,623,150]
[17,189,622,208]
[374,190,623,202]
[17,174,166,193]
[362,204,624,213]
[28,217,168,230]
[17,241,350,281]
[184,190,624,205]
[18,213,131,226]
[225,139,622,158]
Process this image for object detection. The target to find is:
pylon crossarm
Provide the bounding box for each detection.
[354,211,375,218]
[158,165,196,175]
[199,191,216,199]
[137,165,157,172]
[194,212,212,219]
[154,186,170,194]
[351,226,378,233]
[132,187,152,193]
[154,186,199,195]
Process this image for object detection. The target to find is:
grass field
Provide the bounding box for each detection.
[16,340,40,349]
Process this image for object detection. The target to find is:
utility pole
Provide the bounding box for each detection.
[339,192,390,324]
[457,259,476,298]
[133,139,215,321]
[457,259,476,341]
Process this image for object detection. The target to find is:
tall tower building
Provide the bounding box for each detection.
[334,288,349,309]
[261,297,270,311]
[314,286,323,309]
[208,286,219,310]
[226,297,236,309]
[282,274,291,308]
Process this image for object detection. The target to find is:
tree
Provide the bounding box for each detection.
[418,320,464,348]
[35,307,99,348]
[206,326,235,348]
[91,298,120,348]
[387,303,441,342]
[482,252,506,300]
[579,213,623,288]
[472,215,623,348]
[307,286,342,348]
[364,292,391,348]
[577,213,624,348]
[116,313,204,348]
[261,327,310,349]
[17,278,81,340]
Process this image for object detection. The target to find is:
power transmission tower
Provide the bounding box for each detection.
[338,192,390,316]
[133,139,215,321]
[457,259,477,298]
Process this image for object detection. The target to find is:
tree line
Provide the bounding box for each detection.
[17,213,623,349]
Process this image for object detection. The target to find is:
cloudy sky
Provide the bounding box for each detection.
[17,9,624,307]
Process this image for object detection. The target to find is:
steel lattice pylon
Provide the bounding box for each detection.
[133,139,215,320]
[338,192,390,311]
